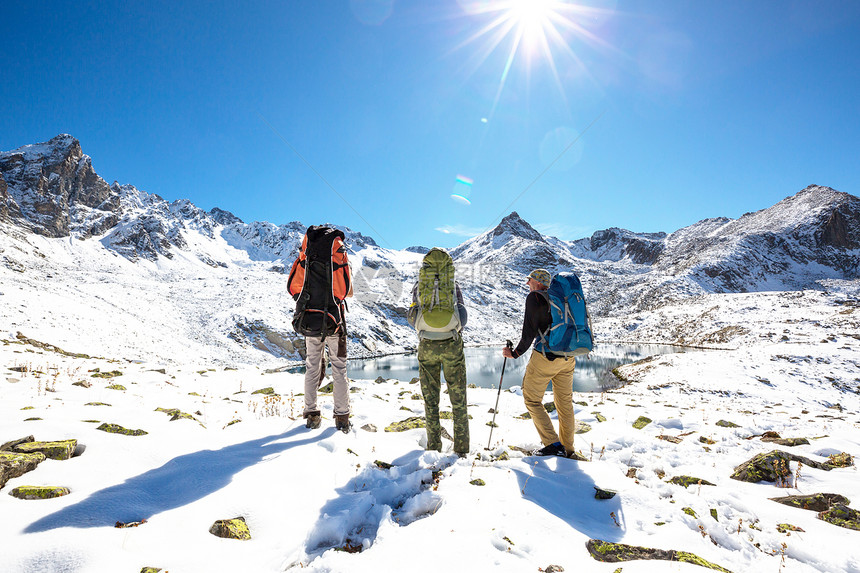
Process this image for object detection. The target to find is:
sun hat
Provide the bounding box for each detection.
[527,269,551,287]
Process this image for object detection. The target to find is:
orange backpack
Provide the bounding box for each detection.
[287,226,351,338]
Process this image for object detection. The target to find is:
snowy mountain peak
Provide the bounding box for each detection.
[0,134,115,238]
[0,133,81,162]
[493,211,544,242]
[210,207,244,226]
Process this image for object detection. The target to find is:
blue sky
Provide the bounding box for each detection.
[3,1,859,250]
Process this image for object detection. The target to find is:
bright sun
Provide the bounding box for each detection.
[456,0,614,116]
[506,0,559,49]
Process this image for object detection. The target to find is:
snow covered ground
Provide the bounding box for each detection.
[2,282,858,573]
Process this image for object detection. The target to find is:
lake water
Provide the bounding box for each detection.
[345,344,690,392]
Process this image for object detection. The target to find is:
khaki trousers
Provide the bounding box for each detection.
[522,351,576,452]
[303,334,349,417]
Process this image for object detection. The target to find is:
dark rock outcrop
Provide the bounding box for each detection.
[0,134,118,238]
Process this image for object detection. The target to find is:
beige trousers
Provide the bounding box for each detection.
[303,334,349,417]
[522,351,576,452]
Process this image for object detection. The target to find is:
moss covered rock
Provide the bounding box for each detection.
[384,417,425,432]
[592,411,607,422]
[12,440,77,461]
[106,384,126,391]
[667,475,716,488]
[770,493,850,512]
[72,380,92,388]
[731,450,830,483]
[585,539,732,572]
[9,485,70,500]
[96,423,148,437]
[140,568,162,573]
[209,516,251,540]
[575,421,592,434]
[818,503,860,530]
[0,451,46,489]
[85,402,111,407]
[826,452,854,469]
[632,416,652,430]
[715,420,740,428]
[594,487,616,499]
[0,436,34,452]
[91,370,123,378]
[470,479,486,486]
[251,386,276,395]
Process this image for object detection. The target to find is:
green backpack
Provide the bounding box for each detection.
[413,248,461,337]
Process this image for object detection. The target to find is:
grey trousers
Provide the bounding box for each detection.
[303,334,349,417]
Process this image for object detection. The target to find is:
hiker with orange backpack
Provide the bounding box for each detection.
[287,226,354,432]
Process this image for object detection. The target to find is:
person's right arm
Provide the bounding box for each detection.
[511,292,542,358]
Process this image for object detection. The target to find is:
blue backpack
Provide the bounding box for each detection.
[534,272,594,357]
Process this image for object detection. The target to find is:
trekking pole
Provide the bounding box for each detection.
[486,340,513,450]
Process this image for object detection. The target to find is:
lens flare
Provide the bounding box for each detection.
[453,0,620,118]
[451,175,474,205]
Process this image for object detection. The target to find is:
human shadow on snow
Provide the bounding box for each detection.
[25,426,333,533]
[513,456,625,543]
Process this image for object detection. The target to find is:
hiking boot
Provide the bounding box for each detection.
[334,414,352,433]
[533,442,566,457]
[305,413,321,429]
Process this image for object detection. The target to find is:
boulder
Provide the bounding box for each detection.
[9,486,70,500]
[632,416,652,429]
[209,516,251,540]
[585,539,732,572]
[667,475,716,488]
[0,435,34,451]
[826,452,854,468]
[818,504,860,531]
[384,417,425,432]
[0,451,46,489]
[96,423,147,436]
[731,450,830,483]
[770,493,850,512]
[12,439,77,460]
[593,487,616,499]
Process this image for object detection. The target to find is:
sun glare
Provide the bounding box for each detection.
[508,0,557,48]
[455,0,618,118]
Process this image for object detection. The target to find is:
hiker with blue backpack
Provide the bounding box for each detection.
[502,269,594,457]
[407,248,470,457]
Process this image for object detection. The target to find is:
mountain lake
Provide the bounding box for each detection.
[336,343,692,393]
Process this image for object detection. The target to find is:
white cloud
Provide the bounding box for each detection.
[434,224,486,237]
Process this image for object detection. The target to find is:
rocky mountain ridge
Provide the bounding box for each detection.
[1,134,858,364]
